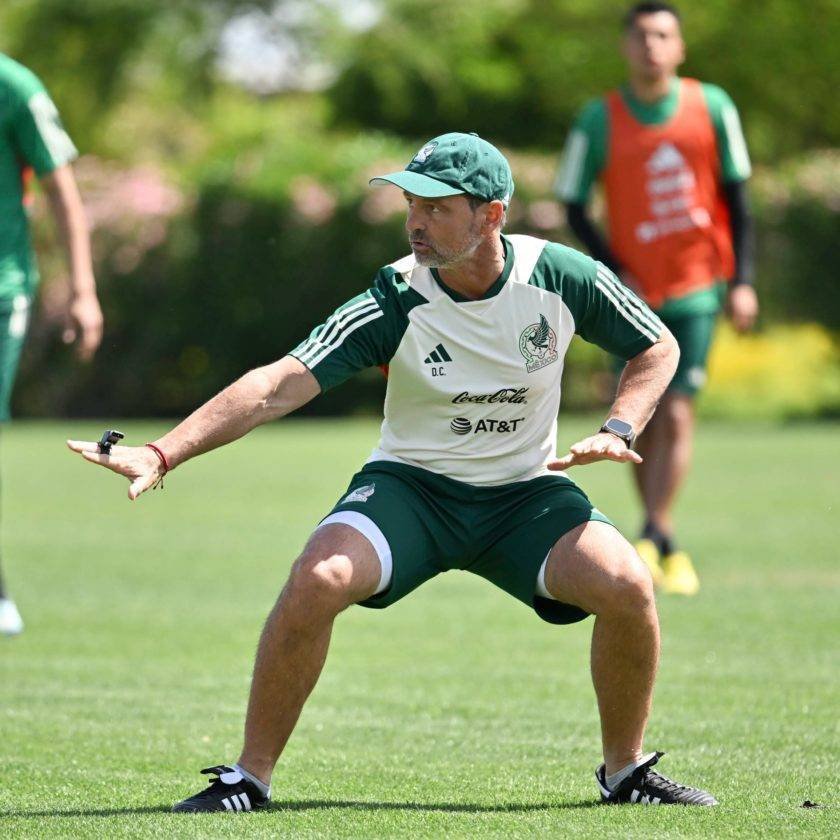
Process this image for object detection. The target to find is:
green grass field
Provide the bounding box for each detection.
[0,417,837,838]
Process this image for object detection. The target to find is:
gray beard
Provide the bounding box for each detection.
[414,249,446,268]
[411,233,482,269]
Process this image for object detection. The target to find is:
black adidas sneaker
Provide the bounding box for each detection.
[172,765,269,813]
[595,752,717,806]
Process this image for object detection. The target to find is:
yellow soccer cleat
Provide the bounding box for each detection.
[635,538,664,587]
[660,551,700,596]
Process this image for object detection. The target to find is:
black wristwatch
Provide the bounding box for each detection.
[600,417,636,449]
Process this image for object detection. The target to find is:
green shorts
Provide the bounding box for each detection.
[320,461,613,625]
[0,295,31,422]
[613,290,722,396]
[660,309,719,396]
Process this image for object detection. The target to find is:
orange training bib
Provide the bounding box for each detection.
[603,79,734,308]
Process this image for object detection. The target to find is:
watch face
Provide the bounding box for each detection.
[606,418,633,437]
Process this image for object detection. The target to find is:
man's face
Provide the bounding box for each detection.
[622,11,685,81]
[404,192,485,268]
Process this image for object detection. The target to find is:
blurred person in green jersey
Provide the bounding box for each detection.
[0,53,103,635]
[555,2,758,595]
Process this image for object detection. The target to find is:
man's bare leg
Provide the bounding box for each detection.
[236,524,381,784]
[633,393,695,538]
[543,521,659,775]
[631,406,660,510]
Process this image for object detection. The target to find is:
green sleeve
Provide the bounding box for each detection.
[534,243,664,359]
[289,265,427,391]
[5,61,77,176]
[702,83,751,183]
[553,99,608,203]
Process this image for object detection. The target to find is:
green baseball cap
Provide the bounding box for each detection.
[370,132,514,207]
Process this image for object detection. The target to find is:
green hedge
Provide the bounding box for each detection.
[15,109,840,420]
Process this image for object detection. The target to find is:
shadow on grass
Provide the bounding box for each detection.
[1,799,601,818]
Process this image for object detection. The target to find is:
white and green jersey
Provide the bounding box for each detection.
[291,234,663,486]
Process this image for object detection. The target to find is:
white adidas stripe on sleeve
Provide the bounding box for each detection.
[312,296,379,349]
[297,298,381,366]
[594,278,660,344]
[27,92,77,167]
[304,309,384,369]
[555,129,589,201]
[722,103,752,180]
[596,268,664,335]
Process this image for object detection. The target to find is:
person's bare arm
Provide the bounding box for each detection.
[67,356,320,499]
[549,330,679,470]
[41,164,103,360]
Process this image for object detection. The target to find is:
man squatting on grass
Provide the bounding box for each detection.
[69,133,717,810]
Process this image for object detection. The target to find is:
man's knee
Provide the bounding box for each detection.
[285,552,359,616]
[546,524,656,616]
[598,552,656,616]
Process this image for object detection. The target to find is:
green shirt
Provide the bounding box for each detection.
[0,53,78,298]
[555,78,751,206]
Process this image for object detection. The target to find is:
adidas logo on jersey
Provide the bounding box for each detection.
[424,343,452,364]
[424,343,452,377]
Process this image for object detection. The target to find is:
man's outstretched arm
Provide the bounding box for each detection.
[67,356,320,499]
[550,330,679,470]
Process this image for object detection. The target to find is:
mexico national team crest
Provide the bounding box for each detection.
[519,314,558,373]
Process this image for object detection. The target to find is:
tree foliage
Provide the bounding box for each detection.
[330,0,840,161]
[0,1,837,419]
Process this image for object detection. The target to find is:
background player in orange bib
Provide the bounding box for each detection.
[556,2,758,594]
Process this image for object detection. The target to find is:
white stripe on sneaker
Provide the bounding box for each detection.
[222,796,233,811]
[239,791,252,811]
[231,794,242,811]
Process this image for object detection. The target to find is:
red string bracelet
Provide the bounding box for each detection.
[146,443,169,490]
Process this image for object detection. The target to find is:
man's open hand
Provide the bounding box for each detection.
[66,440,164,500]
[64,291,104,361]
[548,432,642,471]
[727,284,758,333]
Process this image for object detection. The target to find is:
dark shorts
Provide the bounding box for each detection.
[0,295,31,422]
[662,309,720,395]
[613,308,719,396]
[322,460,613,625]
